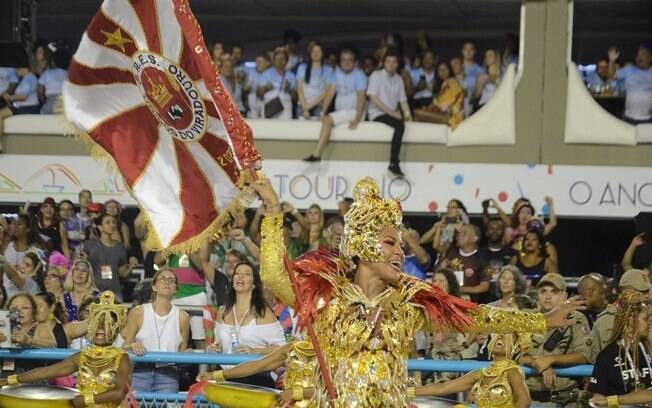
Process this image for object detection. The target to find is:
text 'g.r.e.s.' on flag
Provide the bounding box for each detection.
[62,0,261,254]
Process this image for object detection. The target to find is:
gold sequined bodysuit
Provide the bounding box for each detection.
[260,213,547,408]
[284,340,318,407]
[77,346,125,408]
[470,360,520,408]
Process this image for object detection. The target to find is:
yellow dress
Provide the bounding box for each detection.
[434,78,464,129]
[470,360,521,408]
[260,213,547,408]
[77,346,125,408]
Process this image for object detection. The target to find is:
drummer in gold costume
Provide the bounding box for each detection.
[245,176,583,408]
[415,333,532,408]
[0,291,131,408]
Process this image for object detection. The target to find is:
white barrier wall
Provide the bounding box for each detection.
[1,154,651,218]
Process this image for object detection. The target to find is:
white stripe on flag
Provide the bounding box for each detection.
[101,0,148,50]
[155,0,183,63]
[196,79,209,99]
[206,117,228,141]
[132,125,184,247]
[186,140,241,210]
[63,82,143,131]
[75,32,134,71]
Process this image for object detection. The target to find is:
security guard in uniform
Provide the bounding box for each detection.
[588,268,652,363]
[521,273,591,407]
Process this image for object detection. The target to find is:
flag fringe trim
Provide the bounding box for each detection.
[59,96,257,256]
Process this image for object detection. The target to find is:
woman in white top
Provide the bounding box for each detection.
[213,261,285,387]
[122,268,190,393]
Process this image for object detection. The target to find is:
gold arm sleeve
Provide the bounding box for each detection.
[260,213,296,307]
[467,305,547,335]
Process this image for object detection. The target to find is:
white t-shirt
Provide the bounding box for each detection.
[135,303,182,352]
[215,318,285,368]
[366,69,407,121]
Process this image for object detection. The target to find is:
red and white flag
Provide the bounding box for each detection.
[63,0,261,252]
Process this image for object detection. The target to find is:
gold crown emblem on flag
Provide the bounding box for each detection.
[147,77,173,108]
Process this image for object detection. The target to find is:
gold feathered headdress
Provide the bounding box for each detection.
[340,177,402,265]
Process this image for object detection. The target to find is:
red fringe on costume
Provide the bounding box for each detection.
[284,249,342,330]
[285,249,479,332]
[410,278,479,331]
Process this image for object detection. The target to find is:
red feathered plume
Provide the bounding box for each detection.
[283,249,342,330]
[410,278,479,332]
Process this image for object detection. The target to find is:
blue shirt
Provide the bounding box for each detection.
[13,72,39,108]
[585,71,618,91]
[261,67,296,99]
[410,68,436,100]
[616,65,652,120]
[463,62,484,91]
[38,68,67,96]
[0,67,18,95]
[402,254,429,280]
[296,63,334,103]
[328,67,368,111]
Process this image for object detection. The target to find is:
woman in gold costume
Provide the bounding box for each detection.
[415,333,531,408]
[0,291,131,408]
[244,176,582,408]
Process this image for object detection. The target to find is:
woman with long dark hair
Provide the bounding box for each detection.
[414,61,465,128]
[36,197,70,259]
[511,228,559,282]
[213,261,285,387]
[3,214,44,270]
[296,41,333,119]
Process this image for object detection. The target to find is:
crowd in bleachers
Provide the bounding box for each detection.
[1,188,651,405]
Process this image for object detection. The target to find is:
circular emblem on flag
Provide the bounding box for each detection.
[132,51,207,142]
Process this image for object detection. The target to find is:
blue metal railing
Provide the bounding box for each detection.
[0,348,595,404]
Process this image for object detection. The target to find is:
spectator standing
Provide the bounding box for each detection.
[83,213,135,300]
[303,48,367,162]
[488,265,527,309]
[480,217,516,271]
[622,232,652,272]
[103,199,131,251]
[0,250,40,299]
[461,42,483,117]
[244,53,271,119]
[213,262,285,387]
[59,199,82,254]
[474,49,503,110]
[296,41,333,119]
[410,49,437,109]
[366,48,412,177]
[511,228,559,282]
[31,44,49,77]
[576,272,608,328]
[283,29,303,71]
[37,48,69,114]
[62,259,98,322]
[589,269,652,363]
[522,273,591,405]
[609,44,652,124]
[220,55,246,115]
[438,224,490,302]
[36,197,70,259]
[76,189,93,236]
[3,214,44,270]
[259,49,296,120]
[122,268,190,393]
[588,291,652,406]
[362,55,377,77]
[585,58,619,95]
